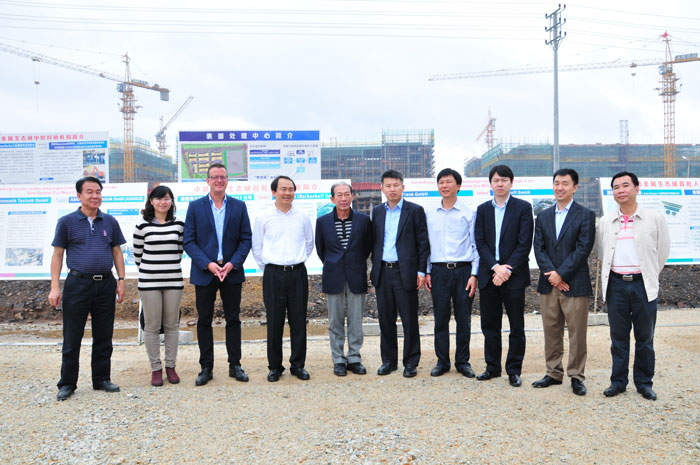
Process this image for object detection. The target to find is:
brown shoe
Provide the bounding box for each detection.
[151,369,163,387]
[165,367,180,384]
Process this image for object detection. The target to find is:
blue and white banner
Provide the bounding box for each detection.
[600,177,700,264]
[178,130,320,182]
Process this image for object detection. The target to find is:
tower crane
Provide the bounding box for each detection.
[430,34,699,177]
[475,109,496,150]
[0,42,170,182]
[156,96,193,158]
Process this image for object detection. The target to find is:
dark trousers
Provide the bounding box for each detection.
[262,265,308,370]
[376,266,421,367]
[431,264,473,369]
[195,279,242,369]
[58,274,116,389]
[606,275,657,390]
[479,281,526,375]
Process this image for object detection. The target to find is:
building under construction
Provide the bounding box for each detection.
[109,137,177,183]
[465,142,700,214]
[321,129,435,214]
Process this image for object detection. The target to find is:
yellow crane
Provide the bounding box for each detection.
[430,34,699,177]
[0,42,170,182]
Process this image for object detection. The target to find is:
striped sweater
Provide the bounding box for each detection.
[132,219,184,290]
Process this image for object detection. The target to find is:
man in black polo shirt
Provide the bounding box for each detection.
[49,176,127,401]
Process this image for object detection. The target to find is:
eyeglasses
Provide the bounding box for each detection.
[208,175,228,181]
[154,197,172,203]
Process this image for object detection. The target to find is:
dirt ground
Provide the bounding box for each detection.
[3,259,700,324]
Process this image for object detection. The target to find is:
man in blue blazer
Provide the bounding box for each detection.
[315,182,372,376]
[532,168,595,396]
[474,165,534,387]
[371,170,430,378]
[183,163,252,386]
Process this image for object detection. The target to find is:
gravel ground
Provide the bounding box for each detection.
[1,310,699,464]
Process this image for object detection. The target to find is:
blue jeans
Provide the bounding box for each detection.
[606,275,657,390]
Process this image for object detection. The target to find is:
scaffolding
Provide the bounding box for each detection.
[109,137,177,183]
[321,130,436,214]
[465,142,700,215]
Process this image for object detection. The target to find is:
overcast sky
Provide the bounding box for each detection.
[0,0,698,172]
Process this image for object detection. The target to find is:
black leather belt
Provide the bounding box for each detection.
[432,262,471,269]
[69,270,112,281]
[217,260,225,265]
[610,271,642,282]
[266,263,304,271]
[382,261,399,268]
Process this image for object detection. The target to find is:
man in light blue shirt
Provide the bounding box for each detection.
[425,168,480,378]
[370,170,430,378]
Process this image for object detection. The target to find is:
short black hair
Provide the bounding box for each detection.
[488,165,514,182]
[381,169,404,184]
[271,175,296,192]
[553,168,579,185]
[76,176,102,193]
[611,171,639,188]
[331,182,353,197]
[142,185,176,222]
[207,163,227,177]
[437,168,462,185]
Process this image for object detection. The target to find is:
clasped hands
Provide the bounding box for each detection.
[207,261,234,282]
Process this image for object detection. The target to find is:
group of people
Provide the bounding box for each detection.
[49,163,669,403]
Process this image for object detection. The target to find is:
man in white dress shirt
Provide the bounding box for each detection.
[425,168,480,378]
[252,175,314,382]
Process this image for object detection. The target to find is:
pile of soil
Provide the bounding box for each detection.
[2,254,699,323]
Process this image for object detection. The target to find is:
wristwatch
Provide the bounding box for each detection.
[117,277,125,281]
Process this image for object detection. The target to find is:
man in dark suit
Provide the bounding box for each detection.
[371,169,430,378]
[315,182,372,376]
[474,165,534,387]
[532,168,595,396]
[183,163,252,386]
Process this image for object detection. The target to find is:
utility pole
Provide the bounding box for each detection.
[546,4,566,172]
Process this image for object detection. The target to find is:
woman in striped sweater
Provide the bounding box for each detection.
[133,185,184,386]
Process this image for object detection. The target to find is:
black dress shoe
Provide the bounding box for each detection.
[290,367,310,380]
[532,375,563,388]
[333,363,347,377]
[93,380,120,392]
[56,386,75,401]
[403,365,417,378]
[603,385,626,397]
[638,387,657,401]
[195,368,213,386]
[476,370,501,381]
[571,378,587,396]
[456,365,476,378]
[508,374,522,387]
[430,364,450,377]
[229,365,249,382]
[267,368,282,382]
[347,362,367,375]
[377,363,398,376]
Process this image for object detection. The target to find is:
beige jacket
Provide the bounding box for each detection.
[597,204,670,302]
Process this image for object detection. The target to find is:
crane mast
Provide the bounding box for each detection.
[0,42,170,182]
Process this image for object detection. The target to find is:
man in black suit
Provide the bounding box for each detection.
[371,169,430,378]
[532,168,595,395]
[474,165,534,387]
[315,182,372,376]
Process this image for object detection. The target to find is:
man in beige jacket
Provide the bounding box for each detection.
[597,172,670,401]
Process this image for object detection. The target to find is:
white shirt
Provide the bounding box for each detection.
[426,199,480,275]
[252,205,314,269]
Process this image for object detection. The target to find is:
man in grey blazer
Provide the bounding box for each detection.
[532,168,595,395]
